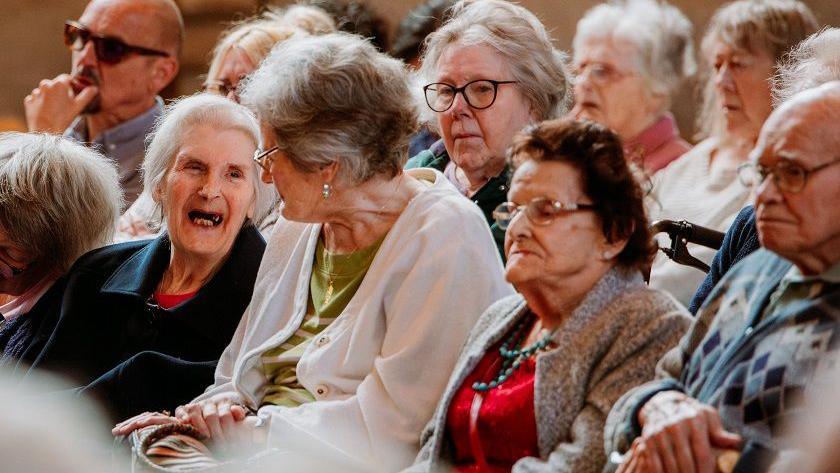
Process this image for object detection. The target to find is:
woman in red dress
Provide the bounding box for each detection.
[408,118,691,472]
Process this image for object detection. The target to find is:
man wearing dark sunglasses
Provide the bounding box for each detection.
[23,0,183,207]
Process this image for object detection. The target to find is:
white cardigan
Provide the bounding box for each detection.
[195,168,513,472]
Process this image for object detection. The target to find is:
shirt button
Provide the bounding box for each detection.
[315,335,330,347]
[744,327,754,336]
[314,384,330,397]
[499,185,506,191]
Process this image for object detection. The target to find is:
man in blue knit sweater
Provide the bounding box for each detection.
[606,81,840,473]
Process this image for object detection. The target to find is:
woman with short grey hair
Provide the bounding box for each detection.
[0,132,120,369]
[407,0,570,258]
[29,94,268,421]
[114,32,511,472]
[571,0,695,174]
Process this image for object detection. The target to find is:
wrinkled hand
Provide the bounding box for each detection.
[633,391,742,473]
[111,410,180,437]
[24,74,98,133]
[174,392,249,446]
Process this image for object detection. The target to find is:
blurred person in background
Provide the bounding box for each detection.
[571,0,696,175]
[647,0,817,306]
[391,0,454,157]
[407,0,570,258]
[688,27,840,315]
[0,133,120,373]
[23,0,183,207]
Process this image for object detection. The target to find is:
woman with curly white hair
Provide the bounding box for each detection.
[571,0,696,174]
[0,133,120,372]
[406,0,570,258]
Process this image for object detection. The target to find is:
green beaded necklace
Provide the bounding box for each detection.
[472,312,556,392]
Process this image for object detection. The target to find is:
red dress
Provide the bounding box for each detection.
[445,339,540,472]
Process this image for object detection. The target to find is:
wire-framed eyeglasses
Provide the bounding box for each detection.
[492,198,596,230]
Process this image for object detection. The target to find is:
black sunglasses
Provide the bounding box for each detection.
[64,20,169,64]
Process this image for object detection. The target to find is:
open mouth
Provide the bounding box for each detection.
[188,210,223,227]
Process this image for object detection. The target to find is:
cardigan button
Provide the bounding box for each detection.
[314,384,330,397]
[315,335,330,347]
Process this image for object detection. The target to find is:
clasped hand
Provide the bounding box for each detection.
[616,391,742,473]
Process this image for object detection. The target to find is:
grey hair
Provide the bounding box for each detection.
[0,132,121,273]
[573,0,696,99]
[142,93,275,226]
[241,32,418,184]
[419,0,571,124]
[695,0,818,139]
[773,28,840,106]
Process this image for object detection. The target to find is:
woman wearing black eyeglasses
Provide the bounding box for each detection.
[405,0,569,259]
[408,118,691,473]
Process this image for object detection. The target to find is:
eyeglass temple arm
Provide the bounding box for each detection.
[650,220,725,274]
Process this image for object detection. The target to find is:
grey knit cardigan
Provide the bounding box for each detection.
[407,268,691,473]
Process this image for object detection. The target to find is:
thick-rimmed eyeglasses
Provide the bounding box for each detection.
[253,146,279,172]
[423,79,517,113]
[64,20,169,65]
[492,198,596,230]
[737,156,840,193]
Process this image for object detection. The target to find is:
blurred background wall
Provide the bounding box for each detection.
[1,0,837,139]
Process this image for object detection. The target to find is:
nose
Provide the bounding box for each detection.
[714,64,735,92]
[74,39,98,68]
[506,207,532,239]
[198,173,222,199]
[448,90,472,117]
[754,171,782,208]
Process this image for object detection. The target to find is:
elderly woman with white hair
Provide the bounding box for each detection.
[406,0,570,258]
[647,0,817,306]
[0,133,120,372]
[571,0,695,174]
[116,6,332,241]
[29,94,270,420]
[113,32,511,472]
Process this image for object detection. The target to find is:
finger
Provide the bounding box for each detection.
[231,405,248,421]
[688,415,715,473]
[111,413,177,436]
[705,409,742,449]
[183,404,211,439]
[643,441,666,473]
[668,422,697,473]
[651,433,680,473]
[202,402,226,443]
[72,86,98,112]
[39,79,51,87]
[217,403,238,448]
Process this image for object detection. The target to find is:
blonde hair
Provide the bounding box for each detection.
[696,0,818,139]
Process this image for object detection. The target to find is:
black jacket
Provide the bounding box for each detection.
[29,224,265,387]
[0,278,66,374]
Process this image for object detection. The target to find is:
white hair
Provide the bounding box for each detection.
[573,0,696,98]
[773,28,840,106]
[419,0,571,124]
[0,132,121,273]
[241,32,418,184]
[142,93,276,226]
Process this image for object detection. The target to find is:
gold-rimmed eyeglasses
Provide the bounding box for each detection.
[253,146,279,173]
[492,198,596,230]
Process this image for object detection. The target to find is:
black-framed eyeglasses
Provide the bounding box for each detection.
[253,146,279,172]
[64,20,169,65]
[737,156,840,193]
[492,198,596,230]
[423,79,517,113]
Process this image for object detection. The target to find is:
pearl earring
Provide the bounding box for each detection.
[322,183,331,200]
[601,251,613,261]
